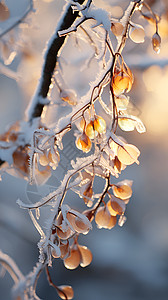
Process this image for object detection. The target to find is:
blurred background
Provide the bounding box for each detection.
[0,0,168,299]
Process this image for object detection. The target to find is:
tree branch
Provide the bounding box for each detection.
[26,0,86,122]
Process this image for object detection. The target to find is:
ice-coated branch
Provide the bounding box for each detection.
[26,0,86,122]
[0,250,24,284]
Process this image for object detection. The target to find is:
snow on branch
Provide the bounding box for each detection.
[26,0,86,122]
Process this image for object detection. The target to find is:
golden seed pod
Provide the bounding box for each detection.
[118,118,136,131]
[78,245,93,267]
[57,226,72,240]
[95,206,112,229]
[110,197,126,215]
[85,121,98,139]
[66,212,91,234]
[80,117,86,131]
[106,200,118,216]
[57,285,74,300]
[107,215,117,229]
[60,241,70,259]
[117,144,140,166]
[112,73,132,96]
[152,32,161,54]
[76,133,92,153]
[93,116,106,134]
[64,248,81,270]
[113,183,132,200]
[129,24,145,43]
[74,216,90,234]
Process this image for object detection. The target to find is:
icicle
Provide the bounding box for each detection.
[35,207,40,220]
[118,214,127,227]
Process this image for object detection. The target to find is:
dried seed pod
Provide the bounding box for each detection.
[93,116,106,134]
[57,226,72,240]
[152,32,161,54]
[117,144,140,165]
[129,23,145,43]
[76,133,92,153]
[118,118,136,131]
[80,117,86,131]
[74,216,91,234]
[85,121,98,139]
[66,212,91,234]
[57,285,74,300]
[112,72,133,96]
[95,206,112,229]
[110,196,126,215]
[107,215,117,229]
[60,241,70,259]
[106,200,118,216]
[112,180,132,200]
[78,245,93,267]
[111,21,124,36]
[52,246,61,259]
[64,247,81,270]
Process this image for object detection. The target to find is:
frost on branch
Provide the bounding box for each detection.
[0,0,162,299]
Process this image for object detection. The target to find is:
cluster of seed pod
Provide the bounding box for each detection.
[51,206,92,270]
[95,180,132,229]
[38,145,60,170]
[76,111,107,153]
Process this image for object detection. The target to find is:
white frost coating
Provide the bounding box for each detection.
[0,250,24,283]
[26,0,73,122]
[0,62,21,80]
[29,210,45,239]
[116,1,135,49]
[53,58,113,133]
[48,241,61,257]
[66,0,111,32]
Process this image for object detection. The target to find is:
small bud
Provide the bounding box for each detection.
[152,32,161,54]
